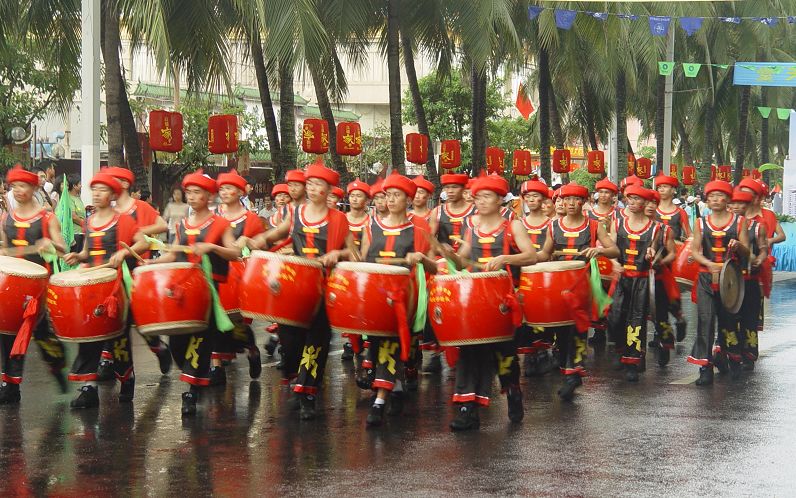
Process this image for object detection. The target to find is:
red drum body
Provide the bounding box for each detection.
[218,260,245,317]
[596,255,619,282]
[0,256,49,335]
[326,262,416,336]
[240,251,324,328]
[518,261,591,327]
[436,258,451,275]
[672,239,699,291]
[47,268,126,343]
[429,271,516,346]
[131,263,211,336]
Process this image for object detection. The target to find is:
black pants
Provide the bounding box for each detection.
[212,318,256,362]
[652,276,682,350]
[549,325,587,376]
[0,312,65,384]
[453,340,519,406]
[607,276,650,365]
[69,311,134,383]
[279,307,332,396]
[370,336,403,391]
[169,305,228,387]
[739,279,762,362]
[689,272,741,366]
[515,324,553,354]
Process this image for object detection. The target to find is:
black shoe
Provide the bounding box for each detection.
[181,392,197,416]
[625,364,639,382]
[450,403,480,431]
[264,336,279,356]
[742,359,755,371]
[366,403,385,426]
[729,360,742,381]
[589,330,606,345]
[423,354,442,374]
[0,382,21,404]
[714,353,729,374]
[341,342,354,361]
[156,342,172,374]
[507,386,524,423]
[523,354,538,377]
[209,366,226,387]
[356,365,375,390]
[405,368,419,392]
[299,395,317,420]
[639,356,647,373]
[53,369,68,394]
[557,375,582,402]
[695,367,714,386]
[657,347,671,367]
[675,318,687,342]
[612,354,625,371]
[536,351,552,375]
[96,359,114,382]
[248,346,262,379]
[118,378,135,403]
[286,392,302,411]
[386,392,404,416]
[70,385,99,409]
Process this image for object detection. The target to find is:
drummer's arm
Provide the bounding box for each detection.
[681,210,692,239]
[249,218,291,250]
[215,227,243,261]
[754,227,769,268]
[505,221,537,267]
[690,222,718,271]
[536,227,554,261]
[770,221,786,246]
[130,230,150,256]
[594,224,619,259]
[450,241,471,271]
[141,215,168,236]
[46,215,67,253]
[660,228,676,266]
[731,220,750,260]
[63,237,89,266]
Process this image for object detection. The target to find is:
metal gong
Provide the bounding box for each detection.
[719,259,745,314]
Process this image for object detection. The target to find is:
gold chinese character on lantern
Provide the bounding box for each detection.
[303,128,315,148]
[321,130,329,148]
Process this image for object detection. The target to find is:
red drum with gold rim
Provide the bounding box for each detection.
[518,261,591,327]
[672,239,699,291]
[218,260,245,318]
[0,256,49,335]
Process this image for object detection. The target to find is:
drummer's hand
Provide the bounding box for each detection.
[709,262,723,273]
[63,252,80,266]
[440,243,455,254]
[235,236,249,250]
[484,255,508,271]
[727,239,739,253]
[109,250,128,267]
[193,242,215,256]
[405,252,424,266]
[581,247,601,259]
[318,250,340,267]
[645,247,656,262]
[35,238,54,254]
[751,257,763,269]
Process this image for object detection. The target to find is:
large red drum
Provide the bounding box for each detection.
[672,239,699,291]
[240,251,324,328]
[517,261,591,327]
[47,268,126,343]
[326,262,416,336]
[0,256,49,335]
[429,270,516,346]
[131,262,211,336]
[218,260,245,317]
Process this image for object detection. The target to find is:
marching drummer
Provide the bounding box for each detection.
[248,164,353,420]
[62,172,150,408]
[541,188,556,219]
[148,170,241,415]
[537,183,619,400]
[443,174,537,431]
[286,169,307,211]
[410,175,434,222]
[342,178,371,363]
[688,180,750,385]
[588,178,620,232]
[0,166,69,404]
[327,186,344,210]
[371,179,389,220]
[356,173,436,426]
[263,183,290,229]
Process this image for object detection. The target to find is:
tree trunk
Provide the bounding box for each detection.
[655,74,666,175]
[761,87,771,184]
[101,0,124,167]
[251,31,281,176]
[538,46,551,183]
[309,62,347,183]
[386,0,405,174]
[699,103,715,186]
[733,85,751,183]
[402,32,439,189]
[118,70,146,187]
[715,138,725,166]
[746,126,759,169]
[677,121,693,166]
[470,66,487,175]
[549,91,568,183]
[582,88,598,150]
[616,72,628,181]
[278,60,297,172]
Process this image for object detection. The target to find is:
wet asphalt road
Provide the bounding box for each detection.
[2,281,796,497]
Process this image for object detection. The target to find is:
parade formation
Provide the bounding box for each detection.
[0,163,785,432]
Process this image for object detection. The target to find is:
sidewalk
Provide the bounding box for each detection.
[774,271,796,283]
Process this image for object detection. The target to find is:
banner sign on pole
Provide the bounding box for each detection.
[734,62,796,87]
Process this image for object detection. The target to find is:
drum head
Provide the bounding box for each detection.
[249,250,323,268]
[648,270,656,320]
[132,261,198,274]
[0,255,48,278]
[521,260,586,274]
[720,259,744,314]
[334,261,409,275]
[50,268,118,286]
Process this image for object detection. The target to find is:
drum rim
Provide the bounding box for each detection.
[433,269,508,281]
[521,261,586,273]
[334,261,410,275]
[133,261,200,274]
[137,320,209,335]
[0,255,49,278]
[436,333,515,346]
[249,250,324,268]
[49,268,118,286]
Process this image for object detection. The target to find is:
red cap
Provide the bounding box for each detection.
[217,169,248,191]
[104,166,135,185]
[182,169,218,194]
[559,182,589,199]
[382,173,418,198]
[738,178,765,197]
[650,190,661,203]
[413,175,434,194]
[346,178,371,197]
[704,180,733,198]
[441,174,469,186]
[521,180,549,197]
[371,179,385,196]
[5,165,39,186]
[732,188,754,203]
[654,175,679,188]
[305,164,340,187]
[330,186,344,198]
[620,175,643,191]
[594,178,618,194]
[285,170,306,184]
[90,172,122,196]
[624,185,655,202]
[552,188,561,201]
[271,183,289,197]
[471,175,509,197]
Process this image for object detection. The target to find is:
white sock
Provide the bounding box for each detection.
[373,397,385,406]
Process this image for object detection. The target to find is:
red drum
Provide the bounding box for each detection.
[131,262,211,336]
[672,239,699,291]
[326,262,416,336]
[240,251,324,328]
[517,261,591,327]
[0,256,49,335]
[47,268,126,343]
[436,258,451,275]
[429,270,516,346]
[218,260,245,317]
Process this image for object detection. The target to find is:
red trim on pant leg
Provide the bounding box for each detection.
[452,393,476,404]
[361,360,374,369]
[743,352,758,361]
[419,342,438,351]
[517,346,536,354]
[68,373,98,382]
[712,345,722,355]
[101,351,113,360]
[211,352,235,361]
[560,367,580,376]
[662,343,675,351]
[727,353,742,362]
[293,384,318,395]
[475,395,490,407]
[179,373,210,386]
[266,323,279,333]
[621,356,642,365]
[687,356,712,367]
[372,379,395,391]
[363,341,371,349]
[2,373,22,385]
[115,367,134,383]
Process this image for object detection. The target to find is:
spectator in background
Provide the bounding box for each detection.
[67,174,85,251]
[50,175,63,206]
[162,186,189,238]
[242,175,255,210]
[130,185,142,200]
[43,162,55,196]
[258,197,276,220]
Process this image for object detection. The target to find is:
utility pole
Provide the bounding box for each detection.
[662,27,675,175]
[80,0,101,205]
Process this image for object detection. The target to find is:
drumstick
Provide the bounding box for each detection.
[376,257,409,265]
[120,242,145,264]
[552,249,587,259]
[76,262,115,273]
[345,237,362,263]
[424,231,485,270]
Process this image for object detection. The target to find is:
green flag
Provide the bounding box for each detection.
[658,61,674,76]
[412,265,427,333]
[683,63,701,78]
[54,174,77,271]
[777,108,792,120]
[758,107,773,119]
[589,258,612,317]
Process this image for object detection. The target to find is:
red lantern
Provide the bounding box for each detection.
[208,114,239,154]
[742,168,751,178]
[512,149,532,176]
[440,140,461,169]
[751,169,762,180]
[636,157,652,179]
[669,164,678,176]
[682,166,696,185]
[587,150,604,175]
[149,110,183,152]
[486,147,505,175]
[301,118,329,154]
[717,165,732,182]
[405,133,429,164]
[552,149,571,174]
[336,122,362,156]
[627,153,636,176]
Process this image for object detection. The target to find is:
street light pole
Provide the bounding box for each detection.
[80,0,101,205]
[662,26,675,176]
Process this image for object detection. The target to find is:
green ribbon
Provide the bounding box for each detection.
[201,254,234,332]
[758,106,773,119]
[658,61,674,76]
[241,246,251,258]
[144,234,165,251]
[683,63,701,78]
[41,248,60,274]
[121,261,134,297]
[589,258,612,317]
[412,264,427,332]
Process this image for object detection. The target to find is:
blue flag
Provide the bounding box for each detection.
[617,14,638,21]
[554,9,577,30]
[679,17,703,36]
[720,17,741,24]
[528,6,543,20]
[649,16,671,37]
[753,17,778,26]
[788,16,796,24]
